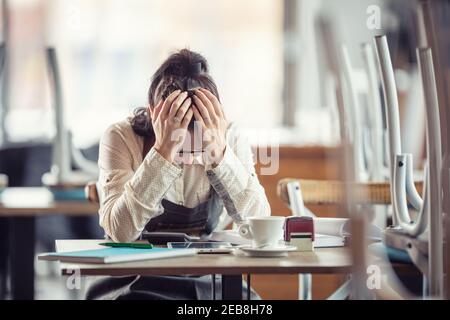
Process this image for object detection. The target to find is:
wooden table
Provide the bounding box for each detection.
[0,188,98,216]
[49,239,353,300]
[49,240,421,300]
[55,240,353,276]
[0,187,99,300]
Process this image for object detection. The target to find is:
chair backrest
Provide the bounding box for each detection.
[277,178,423,206]
[84,181,100,204]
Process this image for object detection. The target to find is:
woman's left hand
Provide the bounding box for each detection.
[192,88,228,167]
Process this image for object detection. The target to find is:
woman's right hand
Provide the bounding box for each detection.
[149,90,193,163]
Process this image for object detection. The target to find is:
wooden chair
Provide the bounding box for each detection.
[84,181,100,204]
[277,178,423,207]
[277,178,424,300]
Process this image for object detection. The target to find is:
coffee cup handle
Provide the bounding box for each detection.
[238,223,252,239]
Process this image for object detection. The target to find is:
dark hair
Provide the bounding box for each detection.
[130,49,220,137]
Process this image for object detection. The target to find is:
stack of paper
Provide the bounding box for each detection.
[207,217,381,248]
[207,228,346,248]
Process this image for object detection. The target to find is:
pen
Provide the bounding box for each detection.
[100,242,154,249]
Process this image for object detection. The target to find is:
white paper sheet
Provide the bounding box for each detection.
[313,217,349,237]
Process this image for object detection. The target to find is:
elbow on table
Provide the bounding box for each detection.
[256,186,272,217]
[243,195,271,219]
[100,215,137,243]
[261,198,271,217]
[106,230,135,243]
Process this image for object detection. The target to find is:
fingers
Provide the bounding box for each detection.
[194,89,224,125]
[148,105,153,120]
[151,100,163,121]
[159,90,181,120]
[193,93,213,125]
[168,91,188,118]
[192,105,205,127]
[173,97,192,124]
[181,108,194,128]
[198,88,224,118]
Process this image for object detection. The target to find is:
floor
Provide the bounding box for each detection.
[2,256,86,300]
[35,256,86,300]
[35,274,84,300]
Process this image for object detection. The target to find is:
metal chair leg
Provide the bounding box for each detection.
[299,274,312,300]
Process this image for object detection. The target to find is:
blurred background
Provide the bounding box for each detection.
[1,0,448,299]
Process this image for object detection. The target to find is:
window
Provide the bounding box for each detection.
[2,0,283,147]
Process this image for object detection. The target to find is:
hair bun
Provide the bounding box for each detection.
[166,61,204,77]
[187,62,202,76]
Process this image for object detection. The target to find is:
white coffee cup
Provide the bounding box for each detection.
[238,216,286,248]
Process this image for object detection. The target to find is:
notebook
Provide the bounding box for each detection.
[38,247,197,264]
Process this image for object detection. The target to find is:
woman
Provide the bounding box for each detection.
[88,49,271,300]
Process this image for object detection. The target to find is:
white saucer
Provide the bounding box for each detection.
[237,244,297,257]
